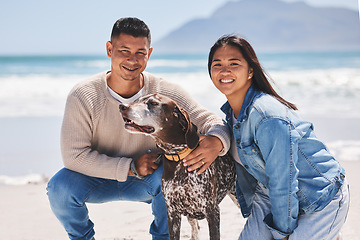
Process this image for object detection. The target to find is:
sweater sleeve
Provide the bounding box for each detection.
[154,77,231,155]
[60,87,132,182]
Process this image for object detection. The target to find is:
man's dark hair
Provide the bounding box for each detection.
[111,17,151,44]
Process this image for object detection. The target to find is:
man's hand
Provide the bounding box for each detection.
[183,135,223,174]
[129,153,160,177]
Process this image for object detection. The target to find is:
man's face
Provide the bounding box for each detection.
[106,33,153,82]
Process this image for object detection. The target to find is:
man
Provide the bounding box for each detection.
[47,17,230,240]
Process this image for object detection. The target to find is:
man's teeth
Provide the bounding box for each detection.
[221,79,234,83]
[124,66,137,71]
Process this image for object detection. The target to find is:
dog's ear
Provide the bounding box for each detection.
[174,106,199,149]
[186,122,199,149]
[173,106,187,131]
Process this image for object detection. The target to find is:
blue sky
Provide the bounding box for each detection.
[0,0,358,55]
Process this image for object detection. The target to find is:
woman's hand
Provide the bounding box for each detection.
[274,236,289,240]
[183,135,223,174]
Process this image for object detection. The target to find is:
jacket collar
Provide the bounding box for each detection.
[221,84,259,123]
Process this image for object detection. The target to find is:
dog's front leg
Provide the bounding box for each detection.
[187,216,200,240]
[167,211,181,240]
[206,206,220,240]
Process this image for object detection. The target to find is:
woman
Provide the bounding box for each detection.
[208,35,349,240]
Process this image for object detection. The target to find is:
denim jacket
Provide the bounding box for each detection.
[221,85,345,239]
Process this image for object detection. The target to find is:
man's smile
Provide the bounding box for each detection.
[123,65,139,72]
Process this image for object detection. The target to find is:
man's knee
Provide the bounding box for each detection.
[150,163,164,196]
[47,168,81,208]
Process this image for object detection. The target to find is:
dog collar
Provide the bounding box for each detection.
[164,147,194,162]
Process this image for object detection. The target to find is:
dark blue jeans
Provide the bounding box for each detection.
[47,165,169,240]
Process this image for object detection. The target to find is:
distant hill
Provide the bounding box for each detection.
[153,0,360,53]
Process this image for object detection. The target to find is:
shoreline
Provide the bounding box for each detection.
[1,114,359,180]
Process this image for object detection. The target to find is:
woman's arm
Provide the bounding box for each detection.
[256,118,300,239]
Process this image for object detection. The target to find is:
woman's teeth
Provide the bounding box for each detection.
[220,79,234,83]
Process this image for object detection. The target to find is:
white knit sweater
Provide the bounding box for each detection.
[60,71,230,181]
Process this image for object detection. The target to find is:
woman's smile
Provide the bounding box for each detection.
[220,78,235,83]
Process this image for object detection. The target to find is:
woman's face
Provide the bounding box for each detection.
[210,44,253,100]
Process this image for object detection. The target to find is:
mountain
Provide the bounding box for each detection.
[153,0,360,53]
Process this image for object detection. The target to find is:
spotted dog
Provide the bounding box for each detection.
[119,94,236,240]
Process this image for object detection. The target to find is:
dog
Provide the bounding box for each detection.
[119,93,236,240]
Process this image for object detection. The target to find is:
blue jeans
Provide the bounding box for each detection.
[47,165,169,240]
[238,180,350,240]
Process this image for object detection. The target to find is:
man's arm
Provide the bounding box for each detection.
[61,88,132,181]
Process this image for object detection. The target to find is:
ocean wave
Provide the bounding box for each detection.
[147,59,206,68]
[0,68,359,118]
[73,60,109,69]
[0,74,87,117]
[267,68,360,117]
[327,140,360,162]
[0,174,49,185]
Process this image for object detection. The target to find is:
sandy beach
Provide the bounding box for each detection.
[0,107,359,240]
[0,160,358,240]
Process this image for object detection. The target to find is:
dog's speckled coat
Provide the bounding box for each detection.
[120,94,236,240]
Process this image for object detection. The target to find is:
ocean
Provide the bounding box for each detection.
[1,51,360,184]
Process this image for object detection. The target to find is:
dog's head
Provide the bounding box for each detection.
[119,94,199,149]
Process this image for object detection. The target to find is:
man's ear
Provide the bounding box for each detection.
[148,47,153,58]
[106,41,112,58]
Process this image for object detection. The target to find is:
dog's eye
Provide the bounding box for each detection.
[148,100,159,106]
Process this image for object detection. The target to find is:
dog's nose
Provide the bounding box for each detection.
[119,103,129,112]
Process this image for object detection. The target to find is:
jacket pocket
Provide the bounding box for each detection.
[240,143,266,171]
